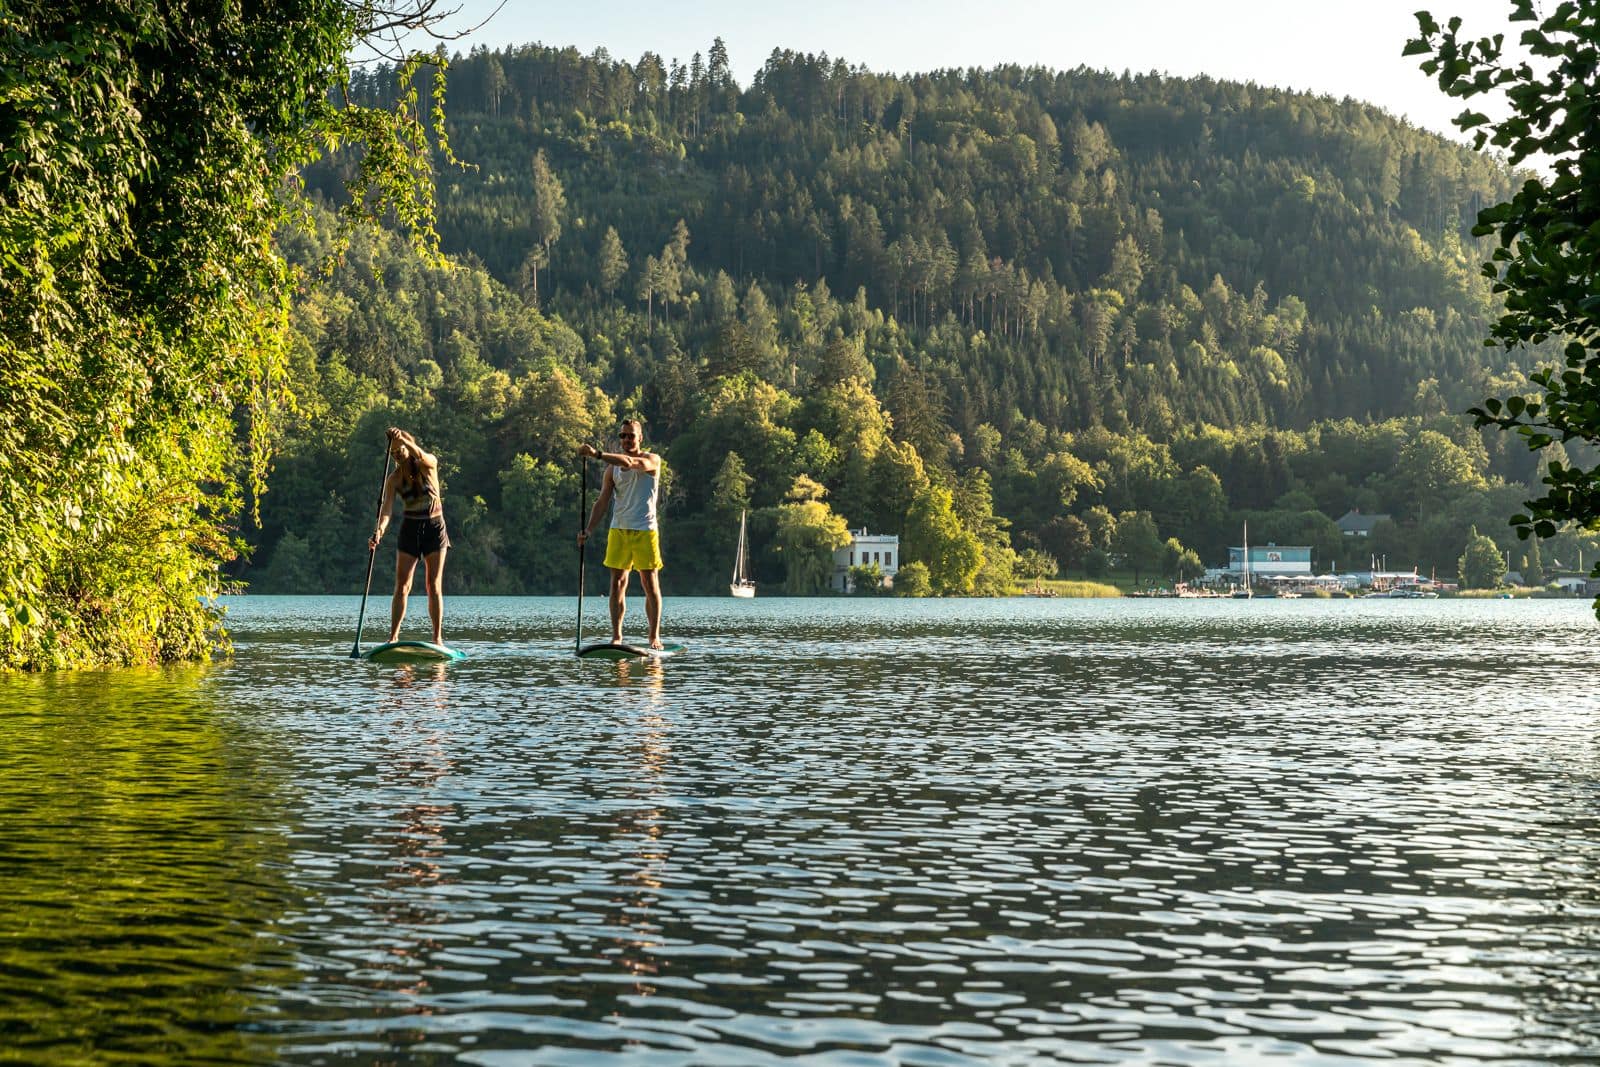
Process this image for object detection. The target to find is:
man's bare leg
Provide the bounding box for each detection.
[388,552,420,642]
[609,568,630,643]
[641,569,662,648]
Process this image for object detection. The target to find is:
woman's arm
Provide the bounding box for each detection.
[390,427,438,469]
[368,475,400,550]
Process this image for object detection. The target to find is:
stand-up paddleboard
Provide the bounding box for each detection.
[577,641,686,661]
[365,640,466,664]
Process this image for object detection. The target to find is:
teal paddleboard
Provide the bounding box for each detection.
[577,641,686,661]
[364,640,466,664]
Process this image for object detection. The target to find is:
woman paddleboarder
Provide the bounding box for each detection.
[369,427,451,646]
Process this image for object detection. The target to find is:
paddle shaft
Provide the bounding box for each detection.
[576,455,587,654]
[351,445,395,658]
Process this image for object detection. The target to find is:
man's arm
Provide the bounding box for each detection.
[595,449,659,473]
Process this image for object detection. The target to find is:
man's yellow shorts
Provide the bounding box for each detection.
[604,528,663,571]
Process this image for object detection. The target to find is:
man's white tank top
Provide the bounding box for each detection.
[610,465,658,531]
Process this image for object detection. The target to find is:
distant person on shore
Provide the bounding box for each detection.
[369,427,451,645]
[578,419,665,648]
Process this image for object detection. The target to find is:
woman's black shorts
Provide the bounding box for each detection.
[398,514,451,558]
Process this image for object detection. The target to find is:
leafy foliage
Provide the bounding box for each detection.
[1410,3,1600,612]
[0,1,460,667]
[1458,524,1507,588]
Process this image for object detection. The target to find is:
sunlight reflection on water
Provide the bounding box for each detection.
[1,596,1597,1064]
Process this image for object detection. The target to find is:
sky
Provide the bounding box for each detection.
[366,0,1532,147]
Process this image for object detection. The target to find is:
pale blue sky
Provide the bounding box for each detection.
[371,0,1526,144]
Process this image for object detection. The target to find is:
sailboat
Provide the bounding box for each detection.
[1232,519,1253,598]
[730,509,756,598]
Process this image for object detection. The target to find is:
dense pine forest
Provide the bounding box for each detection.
[250,43,1594,596]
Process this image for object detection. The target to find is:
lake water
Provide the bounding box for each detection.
[2,595,1598,1064]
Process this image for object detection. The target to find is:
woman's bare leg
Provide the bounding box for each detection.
[422,548,447,645]
[389,552,420,642]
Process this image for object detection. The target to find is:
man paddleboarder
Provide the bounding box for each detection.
[369,427,450,646]
[578,420,665,649]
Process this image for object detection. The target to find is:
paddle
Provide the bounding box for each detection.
[576,453,588,655]
[350,444,395,658]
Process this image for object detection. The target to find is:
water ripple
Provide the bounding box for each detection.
[1,596,1597,1063]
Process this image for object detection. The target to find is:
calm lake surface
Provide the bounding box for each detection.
[2,596,1598,1065]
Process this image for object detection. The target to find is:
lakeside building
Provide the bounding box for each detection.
[1554,576,1600,596]
[1336,510,1392,537]
[832,529,899,592]
[1196,543,1317,593]
[1226,543,1312,576]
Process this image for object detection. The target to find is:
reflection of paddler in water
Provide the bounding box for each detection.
[605,668,671,994]
[578,419,666,649]
[372,660,456,993]
[369,427,451,645]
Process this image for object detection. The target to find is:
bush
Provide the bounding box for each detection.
[894,561,932,597]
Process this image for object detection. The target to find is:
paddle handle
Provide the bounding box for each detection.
[351,444,394,658]
[576,455,588,655]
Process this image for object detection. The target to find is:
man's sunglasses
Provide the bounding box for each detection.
[618,432,637,440]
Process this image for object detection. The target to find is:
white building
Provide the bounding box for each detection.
[1226,544,1313,576]
[833,529,900,592]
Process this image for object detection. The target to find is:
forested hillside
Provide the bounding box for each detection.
[250,43,1594,596]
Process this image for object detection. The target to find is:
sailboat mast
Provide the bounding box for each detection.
[733,509,747,583]
[1243,519,1250,592]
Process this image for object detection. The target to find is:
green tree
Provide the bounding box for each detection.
[1038,451,1102,511]
[1391,430,1487,513]
[1016,548,1060,588]
[865,439,930,535]
[1522,537,1546,586]
[498,454,573,592]
[710,452,754,521]
[1411,7,1600,613]
[740,281,781,375]
[503,367,600,465]
[254,531,319,593]
[1039,514,1093,571]
[1162,538,1206,582]
[1080,505,1119,551]
[774,477,851,593]
[903,485,983,595]
[598,225,629,296]
[1458,525,1507,589]
[658,219,691,325]
[1112,510,1164,583]
[884,358,950,466]
[527,148,566,300]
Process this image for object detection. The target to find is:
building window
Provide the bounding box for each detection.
[885,551,893,567]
